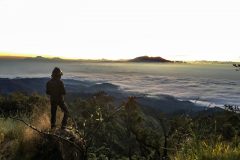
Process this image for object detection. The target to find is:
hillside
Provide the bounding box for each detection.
[129,56,172,63]
[0,78,204,114]
[0,92,239,160]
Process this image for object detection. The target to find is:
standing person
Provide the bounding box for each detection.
[46,67,69,130]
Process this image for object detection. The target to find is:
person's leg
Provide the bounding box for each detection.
[59,101,69,129]
[51,102,57,129]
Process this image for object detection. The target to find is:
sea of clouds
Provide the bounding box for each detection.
[0,60,239,106]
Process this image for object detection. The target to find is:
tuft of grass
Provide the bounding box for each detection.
[171,140,240,160]
[0,118,25,159]
[0,118,25,141]
[0,100,66,160]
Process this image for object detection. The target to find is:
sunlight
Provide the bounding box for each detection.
[1,0,240,61]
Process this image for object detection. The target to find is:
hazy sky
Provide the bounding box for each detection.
[0,0,240,61]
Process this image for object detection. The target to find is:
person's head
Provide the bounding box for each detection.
[51,67,63,79]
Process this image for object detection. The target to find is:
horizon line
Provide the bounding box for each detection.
[0,52,239,63]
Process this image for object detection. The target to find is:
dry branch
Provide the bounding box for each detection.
[8,115,84,151]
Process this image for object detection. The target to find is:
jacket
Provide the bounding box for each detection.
[46,78,66,101]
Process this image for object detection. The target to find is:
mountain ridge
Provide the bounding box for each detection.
[129,56,172,63]
[0,78,204,114]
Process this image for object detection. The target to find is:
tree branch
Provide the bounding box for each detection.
[8,115,84,151]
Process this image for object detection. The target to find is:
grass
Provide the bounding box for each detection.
[0,118,25,141]
[0,118,25,159]
[0,93,240,160]
[171,139,240,160]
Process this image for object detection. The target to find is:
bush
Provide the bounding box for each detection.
[0,92,240,160]
[0,92,48,117]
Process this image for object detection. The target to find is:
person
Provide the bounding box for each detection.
[46,67,69,129]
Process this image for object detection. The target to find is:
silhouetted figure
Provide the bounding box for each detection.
[46,67,69,129]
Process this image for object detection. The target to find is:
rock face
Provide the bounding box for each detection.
[129,56,171,63]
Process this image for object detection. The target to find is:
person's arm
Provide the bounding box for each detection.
[46,81,50,95]
[60,81,66,95]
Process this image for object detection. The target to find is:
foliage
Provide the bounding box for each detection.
[0,92,48,116]
[0,92,240,160]
[172,140,240,160]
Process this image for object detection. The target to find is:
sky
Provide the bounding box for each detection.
[0,0,240,61]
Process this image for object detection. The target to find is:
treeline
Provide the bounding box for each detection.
[0,92,240,160]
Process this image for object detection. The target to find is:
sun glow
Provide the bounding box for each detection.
[1,0,240,61]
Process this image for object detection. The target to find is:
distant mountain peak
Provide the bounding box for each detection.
[129,56,171,63]
[24,56,63,61]
[35,56,46,59]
